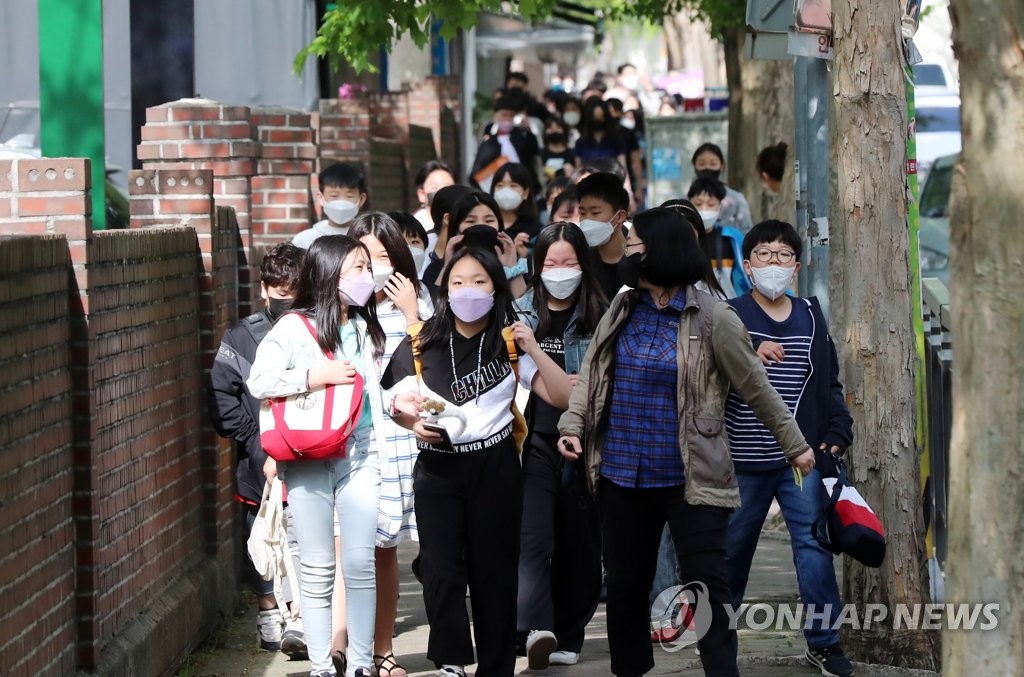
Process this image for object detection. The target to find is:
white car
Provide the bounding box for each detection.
[915,93,961,185]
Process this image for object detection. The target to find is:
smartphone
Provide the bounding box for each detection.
[421,421,455,452]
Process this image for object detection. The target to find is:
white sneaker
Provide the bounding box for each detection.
[256,608,284,651]
[436,666,466,677]
[549,650,580,665]
[526,630,558,670]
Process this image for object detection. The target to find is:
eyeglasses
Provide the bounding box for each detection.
[622,242,644,255]
[751,248,797,264]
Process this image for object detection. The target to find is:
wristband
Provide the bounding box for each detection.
[503,258,528,280]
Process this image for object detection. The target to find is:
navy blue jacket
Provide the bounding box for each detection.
[728,294,854,452]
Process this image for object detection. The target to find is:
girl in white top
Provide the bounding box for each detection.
[248,235,387,677]
[349,213,434,677]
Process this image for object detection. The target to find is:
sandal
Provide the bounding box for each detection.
[331,650,347,675]
[373,652,408,677]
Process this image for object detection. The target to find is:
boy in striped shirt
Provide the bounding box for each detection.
[723,220,855,677]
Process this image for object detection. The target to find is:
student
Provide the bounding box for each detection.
[514,222,607,669]
[470,92,540,194]
[573,97,627,167]
[388,211,431,277]
[294,163,368,248]
[723,220,854,677]
[550,187,580,225]
[350,214,435,677]
[691,142,753,234]
[208,243,305,654]
[541,117,578,182]
[756,142,787,195]
[438,191,528,299]
[575,172,630,300]
[606,98,645,206]
[490,162,542,248]
[557,208,814,677]
[411,161,457,243]
[688,176,750,298]
[248,236,387,677]
[422,185,476,297]
[559,97,583,143]
[382,248,569,677]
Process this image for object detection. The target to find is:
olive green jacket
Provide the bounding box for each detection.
[557,287,808,508]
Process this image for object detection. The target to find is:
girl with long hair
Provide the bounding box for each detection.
[513,222,608,669]
[248,235,387,677]
[381,248,569,677]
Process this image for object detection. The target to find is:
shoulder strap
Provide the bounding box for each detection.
[242,312,272,344]
[296,313,334,360]
[501,326,520,382]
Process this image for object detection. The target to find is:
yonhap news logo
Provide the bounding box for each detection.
[650,582,713,651]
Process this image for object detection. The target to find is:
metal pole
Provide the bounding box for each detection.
[793,55,830,316]
[462,27,477,182]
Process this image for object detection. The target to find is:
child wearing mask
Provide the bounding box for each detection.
[575,172,631,300]
[383,248,569,677]
[688,177,750,298]
[514,222,608,670]
[294,163,369,248]
[691,143,753,234]
[541,117,578,181]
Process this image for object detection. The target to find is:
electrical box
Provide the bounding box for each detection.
[745,0,796,34]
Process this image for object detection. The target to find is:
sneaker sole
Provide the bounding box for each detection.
[281,636,308,660]
[527,634,558,670]
[548,653,580,666]
[805,649,852,677]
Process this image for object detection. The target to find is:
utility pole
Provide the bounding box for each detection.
[793,55,830,314]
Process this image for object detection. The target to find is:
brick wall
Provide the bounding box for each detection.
[0,235,77,677]
[317,97,371,171]
[369,139,408,212]
[251,107,316,245]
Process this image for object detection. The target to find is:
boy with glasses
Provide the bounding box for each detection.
[723,220,855,677]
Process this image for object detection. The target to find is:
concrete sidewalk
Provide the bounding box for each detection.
[183,524,937,677]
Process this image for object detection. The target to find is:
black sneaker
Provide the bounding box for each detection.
[806,643,854,677]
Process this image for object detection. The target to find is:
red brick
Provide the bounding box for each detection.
[16,158,90,191]
[157,198,213,215]
[139,125,191,141]
[199,122,254,140]
[166,105,221,122]
[260,129,314,144]
[18,195,88,217]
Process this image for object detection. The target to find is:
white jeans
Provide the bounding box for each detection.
[281,427,380,676]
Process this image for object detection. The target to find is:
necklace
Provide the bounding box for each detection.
[450,330,486,405]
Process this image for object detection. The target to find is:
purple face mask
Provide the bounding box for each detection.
[448,288,495,323]
[338,271,374,307]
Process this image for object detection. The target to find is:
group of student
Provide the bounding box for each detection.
[208,149,855,677]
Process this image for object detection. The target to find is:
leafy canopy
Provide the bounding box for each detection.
[294,0,746,75]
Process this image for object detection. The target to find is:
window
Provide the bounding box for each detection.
[917,107,960,134]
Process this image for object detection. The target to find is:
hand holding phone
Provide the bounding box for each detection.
[419,420,455,452]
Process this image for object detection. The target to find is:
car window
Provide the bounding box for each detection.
[920,160,953,219]
[917,107,960,133]
[913,64,946,87]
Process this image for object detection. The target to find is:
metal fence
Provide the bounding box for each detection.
[922,277,952,575]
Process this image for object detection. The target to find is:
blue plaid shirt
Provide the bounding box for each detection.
[600,290,686,488]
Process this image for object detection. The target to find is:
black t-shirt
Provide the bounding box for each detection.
[541,148,578,179]
[595,257,625,300]
[506,217,542,241]
[527,307,573,435]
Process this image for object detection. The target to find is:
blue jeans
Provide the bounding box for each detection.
[724,466,842,648]
[280,428,380,676]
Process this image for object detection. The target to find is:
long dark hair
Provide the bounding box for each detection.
[530,222,607,337]
[290,235,386,359]
[659,198,725,296]
[581,96,612,139]
[419,248,518,359]
[491,162,539,222]
[446,191,505,244]
[349,212,420,286]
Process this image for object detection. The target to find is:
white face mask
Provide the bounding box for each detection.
[698,210,720,230]
[578,218,615,247]
[409,245,427,271]
[620,74,640,91]
[372,264,394,292]
[620,117,636,130]
[493,187,525,212]
[750,265,796,300]
[563,111,581,127]
[323,199,359,226]
[540,268,584,300]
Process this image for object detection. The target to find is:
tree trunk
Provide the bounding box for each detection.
[829,0,939,668]
[663,14,686,71]
[943,1,1024,673]
[721,26,744,192]
[733,57,794,224]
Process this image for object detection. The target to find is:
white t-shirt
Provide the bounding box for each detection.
[292,219,350,249]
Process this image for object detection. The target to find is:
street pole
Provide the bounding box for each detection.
[793,55,829,316]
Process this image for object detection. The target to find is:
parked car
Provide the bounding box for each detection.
[915,92,961,185]
[913,61,958,96]
[918,153,956,286]
[0,100,129,229]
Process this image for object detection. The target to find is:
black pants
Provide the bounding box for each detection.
[600,479,738,677]
[516,432,602,652]
[414,441,523,676]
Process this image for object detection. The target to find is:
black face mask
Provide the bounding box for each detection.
[616,253,644,289]
[267,297,292,321]
[545,132,568,146]
[696,168,722,181]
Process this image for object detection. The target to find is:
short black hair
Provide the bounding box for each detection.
[494,89,528,113]
[319,162,366,192]
[691,142,725,167]
[631,208,712,288]
[617,63,636,75]
[742,220,803,261]
[414,160,455,190]
[544,176,573,204]
[260,242,304,290]
[447,191,504,243]
[588,158,626,181]
[430,185,475,234]
[687,176,726,201]
[550,186,578,219]
[756,142,788,183]
[387,210,429,246]
[605,97,624,113]
[506,71,529,85]
[576,172,629,213]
